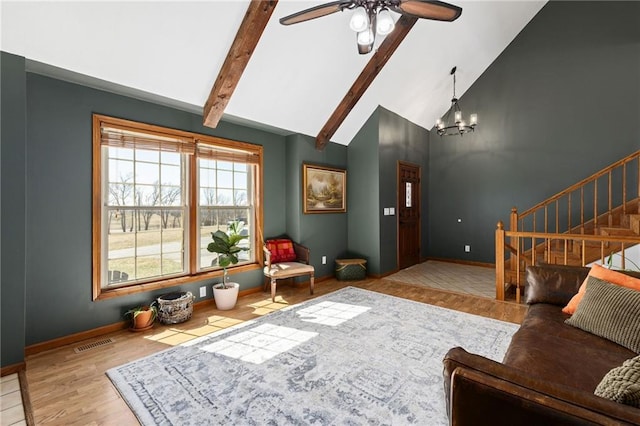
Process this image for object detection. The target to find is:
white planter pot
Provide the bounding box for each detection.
[213,282,239,310]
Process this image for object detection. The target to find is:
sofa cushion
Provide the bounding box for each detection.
[565,277,640,353]
[265,239,297,263]
[503,303,635,392]
[525,265,589,306]
[595,355,640,408]
[562,264,640,314]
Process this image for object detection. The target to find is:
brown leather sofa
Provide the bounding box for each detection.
[443,264,640,425]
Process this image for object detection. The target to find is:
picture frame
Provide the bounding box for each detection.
[303,164,347,214]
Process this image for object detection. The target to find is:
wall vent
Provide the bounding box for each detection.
[74,338,115,353]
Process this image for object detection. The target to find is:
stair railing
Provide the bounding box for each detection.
[498,150,640,302]
[495,221,640,302]
[511,150,640,236]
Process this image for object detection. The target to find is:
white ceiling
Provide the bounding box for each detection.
[1,0,546,145]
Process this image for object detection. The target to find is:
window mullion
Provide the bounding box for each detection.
[189,153,198,274]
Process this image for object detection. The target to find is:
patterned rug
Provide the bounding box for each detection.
[107,287,518,425]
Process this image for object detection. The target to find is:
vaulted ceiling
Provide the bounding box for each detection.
[1,1,546,146]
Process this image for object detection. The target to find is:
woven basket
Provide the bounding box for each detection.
[335,259,367,281]
[156,291,194,324]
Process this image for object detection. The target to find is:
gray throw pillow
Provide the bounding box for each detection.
[565,276,640,353]
[595,355,640,408]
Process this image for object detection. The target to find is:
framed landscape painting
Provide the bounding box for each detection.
[303,164,346,214]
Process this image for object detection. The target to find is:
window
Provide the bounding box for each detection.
[93,115,263,300]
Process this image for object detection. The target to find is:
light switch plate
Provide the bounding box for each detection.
[383,208,390,216]
[389,208,395,215]
[199,286,206,297]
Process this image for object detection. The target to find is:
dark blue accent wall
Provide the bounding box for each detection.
[429,1,640,263]
[1,52,27,367]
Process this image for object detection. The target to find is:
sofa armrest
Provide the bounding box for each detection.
[443,347,640,425]
[293,242,310,264]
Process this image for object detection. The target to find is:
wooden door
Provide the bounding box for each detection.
[398,161,421,270]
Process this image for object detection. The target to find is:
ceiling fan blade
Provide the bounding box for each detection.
[280,1,353,25]
[395,0,462,22]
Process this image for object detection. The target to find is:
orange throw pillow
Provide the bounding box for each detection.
[562,264,640,314]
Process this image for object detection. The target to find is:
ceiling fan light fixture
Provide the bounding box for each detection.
[349,6,369,32]
[357,27,375,45]
[376,8,395,36]
[280,0,462,55]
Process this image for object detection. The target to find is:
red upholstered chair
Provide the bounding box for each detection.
[263,237,314,302]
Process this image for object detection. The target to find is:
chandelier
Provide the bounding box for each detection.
[348,1,396,54]
[436,66,477,136]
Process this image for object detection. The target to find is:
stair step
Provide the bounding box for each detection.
[626,214,640,234]
[599,227,637,237]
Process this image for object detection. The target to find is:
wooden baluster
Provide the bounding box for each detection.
[581,186,585,233]
[621,243,626,270]
[516,234,521,304]
[555,200,560,251]
[637,156,640,214]
[532,237,536,266]
[568,192,572,232]
[509,208,518,276]
[608,170,612,226]
[543,206,547,233]
[594,178,598,228]
[563,239,568,265]
[581,240,586,266]
[622,162,627,215]
[495,221,505,301]
[601,241,605,266]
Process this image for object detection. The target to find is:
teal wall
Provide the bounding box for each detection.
[346,107,429,276]
[285,134,348,278]
[429,0,640,263]
[347,110,380,274]
[3,0,639,366]
[20,73,294,347]
[1,52,27,367]
[378,107,429,274]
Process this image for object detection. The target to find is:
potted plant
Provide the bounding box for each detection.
[207,221,249,310]
[125,303,158,331]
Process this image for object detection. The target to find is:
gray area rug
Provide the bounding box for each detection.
[107,287,518,425]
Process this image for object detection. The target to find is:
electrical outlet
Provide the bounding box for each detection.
[464,245,471,253]
[199,286,206,298]
[322,256,327,265]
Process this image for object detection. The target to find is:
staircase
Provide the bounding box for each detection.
[495,150,640,302]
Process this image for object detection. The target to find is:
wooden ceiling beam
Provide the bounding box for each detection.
[203,0,278,128]
[315,15,417,150]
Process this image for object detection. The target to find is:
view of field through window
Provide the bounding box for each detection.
[105,147,253,288]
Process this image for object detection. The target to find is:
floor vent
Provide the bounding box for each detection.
[74,338,115,353]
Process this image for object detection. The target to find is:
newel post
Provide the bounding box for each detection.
[510,207,518,232]
[495,221,505,301]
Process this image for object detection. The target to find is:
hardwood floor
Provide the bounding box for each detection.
[25,278,527,425]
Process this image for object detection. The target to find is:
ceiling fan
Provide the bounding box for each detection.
[280,0,462,54]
